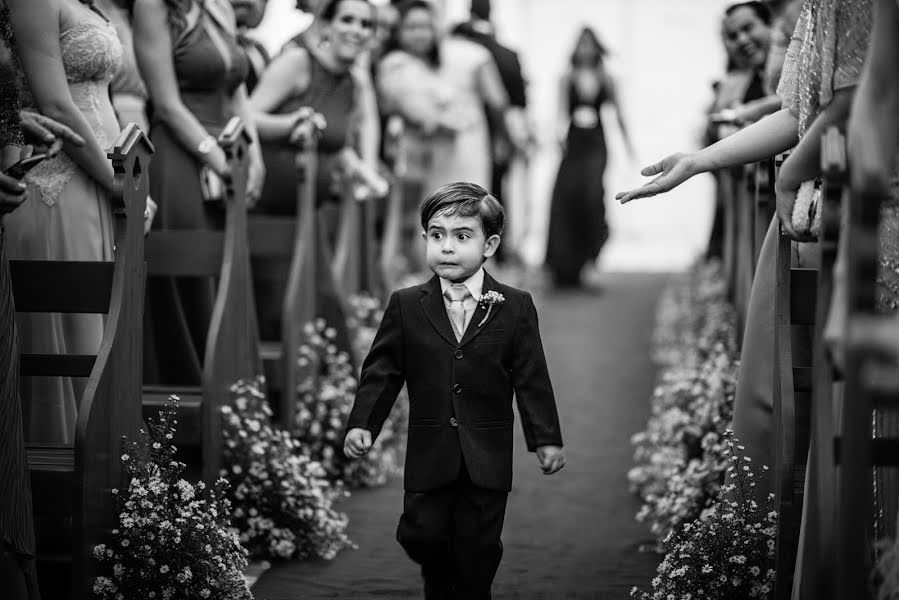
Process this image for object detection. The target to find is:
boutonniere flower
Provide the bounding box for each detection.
[477,291,505,327]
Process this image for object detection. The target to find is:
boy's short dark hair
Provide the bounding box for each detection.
[420,182,505,238]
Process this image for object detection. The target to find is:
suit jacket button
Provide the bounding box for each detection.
[453,383,462,394]
[450,417,458,427]
[454,350,464,359]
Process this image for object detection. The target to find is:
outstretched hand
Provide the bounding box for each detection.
[615,152,697,204]
[536,445,565,475]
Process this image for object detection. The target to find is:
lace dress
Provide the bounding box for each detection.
[3,15,122,445]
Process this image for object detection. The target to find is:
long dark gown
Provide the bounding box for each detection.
[252,38,355,358]
[143,4,249,385]
[545,75,609,287]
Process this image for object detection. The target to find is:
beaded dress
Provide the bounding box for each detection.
[3,6,122,444]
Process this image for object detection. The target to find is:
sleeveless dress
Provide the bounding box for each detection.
[4,15,121,445]
[97,0,149,131]
[0,7,37,595]
[251,39,356,357]
[544,72,609,287]
[143,2,248,385]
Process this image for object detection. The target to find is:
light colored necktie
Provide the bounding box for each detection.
[444,284,471,342]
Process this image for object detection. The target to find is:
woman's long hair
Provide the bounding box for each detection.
[569,26,607,69]
[383,0,440,67]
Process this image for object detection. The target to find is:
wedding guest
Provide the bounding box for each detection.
[6,0,124,444]
[231,0,270,93]
[377,0,513,195]
[133,0,265,385]
[451,0,528,206]
[249,0,376,345]
[617,0,891,499]
[544,27,634,289]
[344,182,564,600]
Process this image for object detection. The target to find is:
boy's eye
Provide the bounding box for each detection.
[430,231,442,239]
[456,234,470,241]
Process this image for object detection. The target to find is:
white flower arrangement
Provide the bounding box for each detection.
[221,378,353,561]
[293,317,407,488]
[630,260,741,545]
[93,399,252,600]
[631,431,777,600]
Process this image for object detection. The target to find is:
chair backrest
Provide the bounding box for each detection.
[379,116,407,298]
[11,123,153,599]
[772,152,817,599]
[143,117,261,484]
[838,131,892,600]
[247,122,320,427]
[797,126,846,600]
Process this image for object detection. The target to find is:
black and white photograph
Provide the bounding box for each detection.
[0,0,896,598]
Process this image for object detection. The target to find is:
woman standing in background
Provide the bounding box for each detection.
[545,27,634,289]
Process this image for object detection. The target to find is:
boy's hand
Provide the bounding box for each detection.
[536,445,566,475]
[344,428,372,459]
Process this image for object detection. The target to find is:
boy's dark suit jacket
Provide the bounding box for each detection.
[346,271,562,493]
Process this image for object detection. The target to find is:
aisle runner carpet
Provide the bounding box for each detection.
[252,273,666,599]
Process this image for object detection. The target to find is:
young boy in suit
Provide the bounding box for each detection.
[344,182,565,599]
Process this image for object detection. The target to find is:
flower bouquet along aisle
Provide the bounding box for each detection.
[221,378,353,561]
[293,316,408,489]
[93,401,251,600]
[631,431,776,600]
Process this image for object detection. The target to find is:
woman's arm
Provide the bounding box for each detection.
[847,0,899,194]
[132,0,229,175]
[9,0,115,191]
[616,107,799,203]
[248,47,310,142]
[232,83,265,202]
[605,74,636,159]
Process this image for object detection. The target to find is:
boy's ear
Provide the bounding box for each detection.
[482,234,501,259]
[421,229,427,240]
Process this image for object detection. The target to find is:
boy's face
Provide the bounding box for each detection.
[423,212,500,283]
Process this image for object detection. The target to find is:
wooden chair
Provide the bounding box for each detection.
[837,132,899,600]
[772,151,818,599]
[248,118,322,427]
[142,117,261,485]
[10,124,152,600]
[792,127,845,600]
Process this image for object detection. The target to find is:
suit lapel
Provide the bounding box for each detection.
[419,275,459,347]
[458,271,504,348]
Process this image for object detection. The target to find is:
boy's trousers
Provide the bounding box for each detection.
[396,460,508,600]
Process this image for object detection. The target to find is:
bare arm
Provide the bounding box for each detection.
[9,0,115,191]
[605,75,635,158]
[248,47,309,142]
[847,0,899,193]
[132,0,229,175]
[352,59,381,168]
[616,107,799,203]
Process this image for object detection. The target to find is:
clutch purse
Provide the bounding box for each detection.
[791,180,822,239]
[199,164,225,203]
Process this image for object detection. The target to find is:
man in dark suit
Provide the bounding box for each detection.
[345,182,564,600]
[452,0,529,256]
